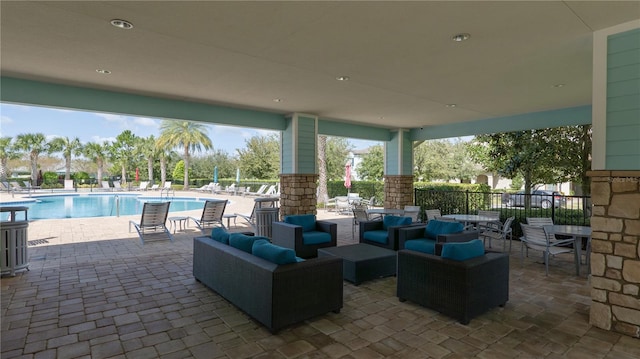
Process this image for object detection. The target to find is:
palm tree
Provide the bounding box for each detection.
[156,120,212,189]
[109,130,137,183]
[83,141,109,184]
[13,133,48,185]
[136,136,158,184]
[317,135,329,204]
[49,136,83,181]
[0,136,19,181]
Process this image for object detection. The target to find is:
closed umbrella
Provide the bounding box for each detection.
[344,162,352,193]
[135,167,139,181]
[236,168,240,184]
[213,166,218,183]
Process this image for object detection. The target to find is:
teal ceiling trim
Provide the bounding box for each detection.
[409,105,592,141]
[318,119,390,141]
[0,76,286,131]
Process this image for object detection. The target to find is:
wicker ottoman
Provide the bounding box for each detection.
[317,243,396,285]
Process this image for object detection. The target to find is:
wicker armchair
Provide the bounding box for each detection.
[396,246,509,324]
[272,215,337,258]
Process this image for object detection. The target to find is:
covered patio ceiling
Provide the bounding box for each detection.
[1,1,639,131]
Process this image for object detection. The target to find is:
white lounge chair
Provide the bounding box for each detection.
[246,184,268,197]
[236,197,280,230]
[188,199,227,233]
[149,184,159,190]
[113,181,125,191]
[9,181,28,193]
[101,181,112,191]
[129,202,173,244]
[64,179,74,191]
[197,182,214,192]
[137,181,149,191]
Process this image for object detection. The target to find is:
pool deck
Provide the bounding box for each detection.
[1,189,639,358]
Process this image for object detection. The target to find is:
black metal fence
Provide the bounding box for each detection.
[414,188,591,237]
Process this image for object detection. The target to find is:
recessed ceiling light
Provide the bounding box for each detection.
[452,33,470,42]
[96,69,111,74]
[445,104,457,108]
[336,76,350,81]
[552,83,566,88]
[110,19,133,30]
[273,98,283,103]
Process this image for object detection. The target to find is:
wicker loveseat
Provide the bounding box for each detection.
[396,241,509,324]
[193,235,343,332]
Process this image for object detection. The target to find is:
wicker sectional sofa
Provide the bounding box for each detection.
[193,236,344,333]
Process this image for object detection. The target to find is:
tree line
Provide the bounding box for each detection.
[1,118,591,195]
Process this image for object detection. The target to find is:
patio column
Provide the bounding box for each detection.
[279,113,318,216]
[383,129,414,209]
[588,20,640,338]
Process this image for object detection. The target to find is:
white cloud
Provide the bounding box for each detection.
[133,117,158,127]
[0,115,14,125]
[93,112,129,128]
[90,135,116,144]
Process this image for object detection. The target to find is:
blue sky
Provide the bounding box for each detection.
[0,103,378,154]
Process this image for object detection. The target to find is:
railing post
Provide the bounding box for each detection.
[465,190,470,214]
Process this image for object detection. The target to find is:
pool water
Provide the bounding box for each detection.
[1,194,209,220]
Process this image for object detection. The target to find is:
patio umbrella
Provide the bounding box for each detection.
[135,167,139,181]
[236,168,240,183]
[213,166,218,183]
[344,162,352,193]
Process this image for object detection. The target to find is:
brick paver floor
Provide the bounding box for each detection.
[2,190,639,358]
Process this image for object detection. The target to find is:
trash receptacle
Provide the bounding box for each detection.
[1,206,29,276]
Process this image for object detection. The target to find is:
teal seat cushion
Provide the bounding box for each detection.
[424,220,464,240]
[404,239,436,254]
[302,231,332,245]
[252,239,298,265]
[383,215,412,230]
[363,230,389,244]
[229,233,263,253]
[441,239,485,261]
[210,227,229,244]
[284,214,316,232]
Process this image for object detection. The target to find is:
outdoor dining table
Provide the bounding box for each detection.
[441,214,500,227]
[367,208,405,216]
[543,225,592,276]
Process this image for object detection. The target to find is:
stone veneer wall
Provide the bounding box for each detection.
[588,170,640,338]
[383,175,414,209]
[279,174,318,217]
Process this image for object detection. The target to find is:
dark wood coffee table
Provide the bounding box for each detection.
[317,243,396,285]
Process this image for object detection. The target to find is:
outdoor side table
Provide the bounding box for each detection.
[1,206,30,276]
[223,214,237,228]
[168,216,189,233]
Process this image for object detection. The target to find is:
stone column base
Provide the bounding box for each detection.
[587,170,640,338]
[383,175,414,209]
[279,174,318,217]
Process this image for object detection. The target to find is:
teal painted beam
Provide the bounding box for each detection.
[0,76,286,131]
[318,119,391,141]
[410,105,592,141]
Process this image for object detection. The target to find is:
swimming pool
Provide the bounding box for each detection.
[0,194,214,220]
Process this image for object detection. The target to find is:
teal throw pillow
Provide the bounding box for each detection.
[441,239,484,261]
[382,215,412,230]
[229,233,260,253]
[252,239,298,265]
[404,239,436,254]
[284,214,316,232]
[210,227,229,244]
[424,220,464,240]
